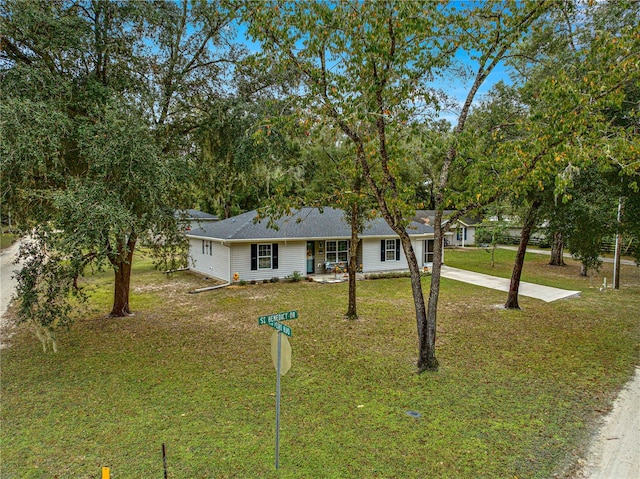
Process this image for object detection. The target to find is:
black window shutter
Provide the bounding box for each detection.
[396,239,401,261]
[272,243,278,269]
[251,244,257,270]
[380,240,386,262]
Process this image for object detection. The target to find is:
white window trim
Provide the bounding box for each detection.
[385,239,398,261]
[325,240,349,263]
[258,243,272,270]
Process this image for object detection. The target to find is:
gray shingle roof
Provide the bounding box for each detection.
[187,207,434,241]
[175,209,219,221]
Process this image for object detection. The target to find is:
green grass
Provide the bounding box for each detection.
[2,250,639,478]
[0,232,18,249]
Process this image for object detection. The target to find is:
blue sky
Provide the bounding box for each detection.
[233,18,512,127]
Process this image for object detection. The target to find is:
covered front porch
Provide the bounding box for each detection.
[305,239,362,275]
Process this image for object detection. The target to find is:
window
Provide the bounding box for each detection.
[251,243,279,271]
[258,244,272,269]
[202,240,211,255]
[385,239,397,261]
[381,239,400,262]
[424,239,434,264]
[326,240,349,262]
[456,227,467,242]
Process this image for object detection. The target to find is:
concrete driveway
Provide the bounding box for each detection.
[440,265,581,302]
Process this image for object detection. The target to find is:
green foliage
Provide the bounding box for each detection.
[12,228,87,352]
[193,97,301,218]
[365,271,413,280]
[243,0,451,219]
[502,1,638,196]
[286,270,303,283]
[0,0,238,328]
[542,167,618,275]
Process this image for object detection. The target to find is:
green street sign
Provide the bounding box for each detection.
[267,320,292,337]
[258,310,298,325]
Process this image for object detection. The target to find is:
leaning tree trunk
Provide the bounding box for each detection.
[548,231,565,266]
[505,202,540,310]
[110,236,136,317]
[346,204,359,320]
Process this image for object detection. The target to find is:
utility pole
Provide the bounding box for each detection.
[612,197,624,290]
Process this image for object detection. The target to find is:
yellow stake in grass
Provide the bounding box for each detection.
[102,466,110,479]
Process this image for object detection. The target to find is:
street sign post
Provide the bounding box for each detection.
[258,310,298,470]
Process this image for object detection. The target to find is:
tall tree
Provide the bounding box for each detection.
[296,134,376,320]
[504,198,541,309]
[243,0,553,372]
[0,0,239,341]
[467,0,639,307]
[193,97,300,218]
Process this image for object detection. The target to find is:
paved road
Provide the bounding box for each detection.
[1,239,21,349]
[1,240,20,315]
[582,367,640,479]
[440,265,581,302]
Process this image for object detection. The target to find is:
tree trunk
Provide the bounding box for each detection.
[548,231,565,266]
[346,204,359,320]
[110,236,136,317]
[396,229,436,372]
[421,215,443,372]
[505,202,540,310]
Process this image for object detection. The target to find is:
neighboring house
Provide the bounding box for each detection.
[480,216,549,246]
[186,207,451,283]
[414,210,481,247]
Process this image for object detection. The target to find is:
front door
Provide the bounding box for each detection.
[424,239,434,265]
[306,241,315,274]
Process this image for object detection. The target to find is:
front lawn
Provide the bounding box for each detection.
[1,251,639,478]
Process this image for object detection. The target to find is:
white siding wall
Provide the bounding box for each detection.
[450,226,477,247]
[190,236,442,279]
[413,238,424,267]
[189,239,230,281]
[361,238,410,273]
[230,241,307,282]
[466,227,476,246]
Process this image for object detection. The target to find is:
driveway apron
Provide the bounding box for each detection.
[440,265,581,302]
